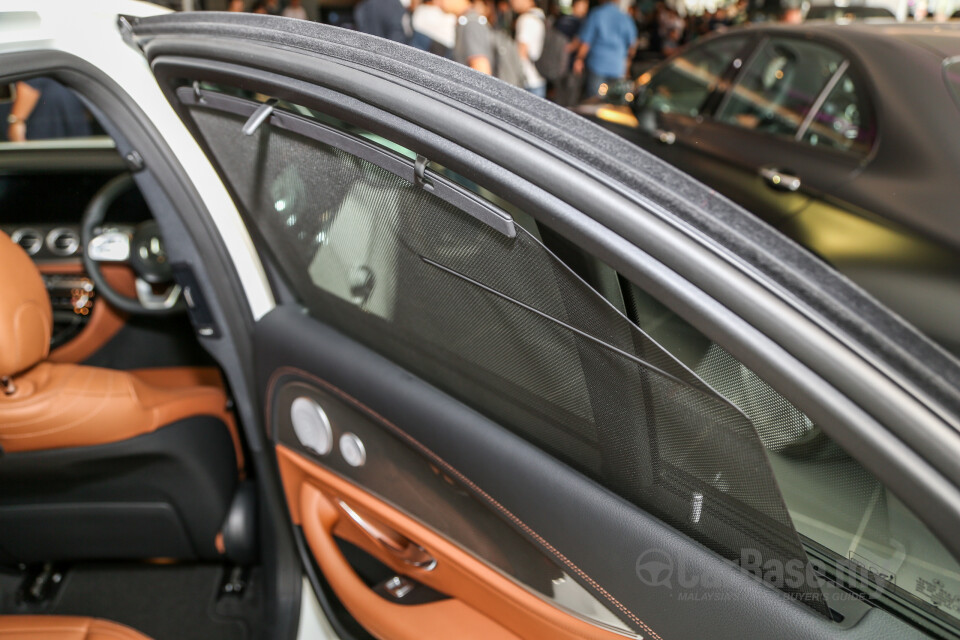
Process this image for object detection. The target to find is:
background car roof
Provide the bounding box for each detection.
[742,21,960,58]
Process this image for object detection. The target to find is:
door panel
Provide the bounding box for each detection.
[267,370,615,621]
[255,307,925,640]
[674,121,857,228]
[262,341,641,638]
[281,447,639,640]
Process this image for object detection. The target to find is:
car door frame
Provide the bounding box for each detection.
[131,13,960,640]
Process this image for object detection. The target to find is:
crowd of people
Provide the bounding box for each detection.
[190,0,767,104]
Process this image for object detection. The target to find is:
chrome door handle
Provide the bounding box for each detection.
[759,167,801,192]
[338,500,437,571]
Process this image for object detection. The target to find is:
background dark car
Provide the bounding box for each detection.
[579,22,960,358]
[805,5,896,20]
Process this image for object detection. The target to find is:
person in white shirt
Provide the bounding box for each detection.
[282,0,308,19]
[412,0,457,51]
[510,0,546,97]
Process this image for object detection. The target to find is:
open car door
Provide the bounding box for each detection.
[129,13,960,640]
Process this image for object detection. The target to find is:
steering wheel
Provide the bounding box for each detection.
[81,173,186,315]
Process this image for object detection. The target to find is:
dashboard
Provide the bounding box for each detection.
[0,144,153,346]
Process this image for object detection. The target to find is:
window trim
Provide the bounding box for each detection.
[177,86,517,238]
[794,58,850,142]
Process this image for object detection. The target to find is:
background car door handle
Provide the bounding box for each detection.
[654,128,676,145]
[759,167,801,192]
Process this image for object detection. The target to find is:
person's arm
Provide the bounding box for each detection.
[7,81,40,143]
[462,18,494,75]
[627,38,638,65]
[624,19,639,75]
[573,14,595,75]
[517,41,530,60]
[573,41,590,74]
[468,55,493,74]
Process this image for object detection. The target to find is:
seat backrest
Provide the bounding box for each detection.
[0,231,52,378]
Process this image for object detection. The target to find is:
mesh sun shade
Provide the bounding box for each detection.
[188,103,829,618]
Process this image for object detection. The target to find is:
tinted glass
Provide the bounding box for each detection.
[717,38,844,139]
[805,6,894,19]
[802,70,875,154]
[638,36,746,117]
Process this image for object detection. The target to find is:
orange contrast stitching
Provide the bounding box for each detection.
[266,366,663,640]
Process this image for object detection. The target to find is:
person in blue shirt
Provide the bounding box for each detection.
[3,78,92,142]
[573,0,638,98]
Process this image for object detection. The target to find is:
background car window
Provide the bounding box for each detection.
[637,36,746,117]
[182,85,832,614]
[801,70,875,154]
[717,38,844,139]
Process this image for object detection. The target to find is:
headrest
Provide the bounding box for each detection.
[0,231,52,377]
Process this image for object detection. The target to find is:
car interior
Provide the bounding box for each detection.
[0,78,263,640]
[1,64,960,640]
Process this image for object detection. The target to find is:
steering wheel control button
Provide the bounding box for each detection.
[340,433,367,467]
[290,397,333,456]
[87,230,131,262]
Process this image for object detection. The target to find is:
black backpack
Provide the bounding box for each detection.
[492,29,526,88]
[535,16,571,83]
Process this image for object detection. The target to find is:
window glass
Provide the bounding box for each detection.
[637,36,746,117]
[717,38,844,139]
[627,284,960,637]
[182,85,828,614]
[802,70,875,154]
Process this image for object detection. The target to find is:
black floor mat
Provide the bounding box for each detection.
[0,563,262,640]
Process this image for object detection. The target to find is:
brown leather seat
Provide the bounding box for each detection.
[0,229,230,454]
[0,616,151,640]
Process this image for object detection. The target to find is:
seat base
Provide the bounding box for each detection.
[0,363,230,454]
[0,616,150,640]
[0,418,237,563]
